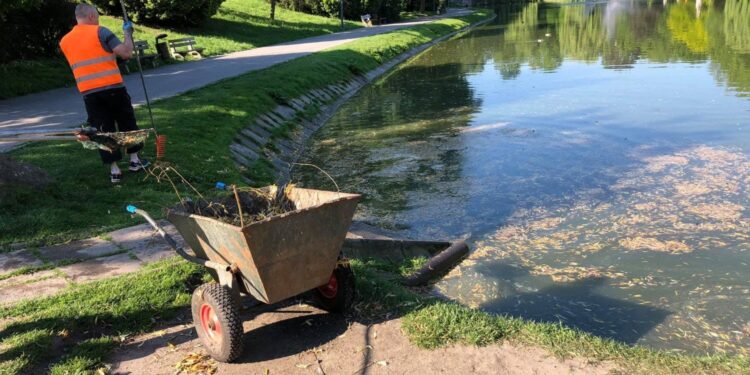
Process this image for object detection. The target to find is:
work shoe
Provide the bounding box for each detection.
[111,172,122,183]
[128,159,151,172]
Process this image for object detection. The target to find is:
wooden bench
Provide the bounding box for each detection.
[167,37,204,60]
[134,40,158,68]
[116,41,158,74]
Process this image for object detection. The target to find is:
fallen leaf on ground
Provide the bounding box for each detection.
[354,345,373,354]
[174,352,217,375]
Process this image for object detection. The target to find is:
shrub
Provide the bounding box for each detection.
[404,0,446,13]
[90,0,226,27]
[0,0,76,63]
[277,0,406,22]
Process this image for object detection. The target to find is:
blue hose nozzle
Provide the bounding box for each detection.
[126,205,137,214]
[215,182,227,190]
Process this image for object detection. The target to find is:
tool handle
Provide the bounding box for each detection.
[119,0,130,23]
[126,205,231,272]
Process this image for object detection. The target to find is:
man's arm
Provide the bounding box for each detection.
[99,23,134,60]
[113,36,134,60]
[113,22,134,60]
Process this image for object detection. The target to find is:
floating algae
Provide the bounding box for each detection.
[179,185,296,227]
[434,145,750,355]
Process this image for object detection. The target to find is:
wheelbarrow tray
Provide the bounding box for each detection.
[167,187,360,305]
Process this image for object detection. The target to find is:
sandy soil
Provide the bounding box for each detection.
[109,301,616,375]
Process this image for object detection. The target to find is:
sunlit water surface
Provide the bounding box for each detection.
[297,0,750,354]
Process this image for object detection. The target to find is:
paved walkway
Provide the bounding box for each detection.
[0,9,471,151]
[0,222,183,306]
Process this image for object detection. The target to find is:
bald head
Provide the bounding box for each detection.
[75,3,99,25]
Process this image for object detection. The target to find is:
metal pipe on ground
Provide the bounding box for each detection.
[403,240,470,286]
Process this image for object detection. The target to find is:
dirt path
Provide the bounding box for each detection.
[109,301,616,375]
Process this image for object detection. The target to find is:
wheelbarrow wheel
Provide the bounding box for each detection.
[191,283,243,362]
[314,262,355,313]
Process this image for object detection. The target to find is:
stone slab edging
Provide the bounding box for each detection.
[229,13,497,184]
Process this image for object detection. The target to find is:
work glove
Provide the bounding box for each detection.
[123,20,134,35]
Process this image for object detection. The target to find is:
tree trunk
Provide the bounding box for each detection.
[270,0,276,20]
[419,0,426,12]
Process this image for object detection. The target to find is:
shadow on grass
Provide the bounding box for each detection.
[0,304,191,373]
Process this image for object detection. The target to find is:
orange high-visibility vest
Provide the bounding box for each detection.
[60,25,123,94]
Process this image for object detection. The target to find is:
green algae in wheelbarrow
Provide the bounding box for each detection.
[179,185,296,227]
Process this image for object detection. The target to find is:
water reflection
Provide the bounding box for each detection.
[297,0,750,354]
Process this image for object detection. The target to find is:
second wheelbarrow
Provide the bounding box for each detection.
[127,187,361,362]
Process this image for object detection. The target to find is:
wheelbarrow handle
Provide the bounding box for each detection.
[125,205,232,273]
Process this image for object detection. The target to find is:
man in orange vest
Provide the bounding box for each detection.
[60,3,149,183]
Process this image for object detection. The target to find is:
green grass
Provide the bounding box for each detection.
[1,256,747,374]
[0,258,206,374]
[351,258,750,375]
[0,0,360,99]
[0,11,493,248]
[400,10,439,21]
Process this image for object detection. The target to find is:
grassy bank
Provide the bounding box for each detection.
[1,257,747,374]
[0,11,492,248]
[0,0,360,99]
[356,259,750,375]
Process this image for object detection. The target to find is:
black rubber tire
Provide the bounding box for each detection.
[191,283,244,362]
[314,262,356,313]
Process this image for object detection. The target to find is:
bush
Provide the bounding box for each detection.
[0,0,76,63]
[277,0,406,22]
[404,0,446,13]
[90,0,226,27]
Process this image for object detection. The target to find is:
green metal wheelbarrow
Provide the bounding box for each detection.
[126,187,361,362]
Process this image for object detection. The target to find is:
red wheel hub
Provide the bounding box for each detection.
[200,303,222,342]
[317,273,338,299]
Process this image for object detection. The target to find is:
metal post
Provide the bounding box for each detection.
[340,0,344,29]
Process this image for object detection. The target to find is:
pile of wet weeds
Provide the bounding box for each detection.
[177,185,297,227]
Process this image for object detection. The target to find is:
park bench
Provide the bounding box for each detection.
[116,40,159,74]
[167,37,204,60]
[134,40,158,68]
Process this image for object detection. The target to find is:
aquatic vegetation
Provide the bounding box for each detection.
[298,0,750,357]
[439,145,750,355]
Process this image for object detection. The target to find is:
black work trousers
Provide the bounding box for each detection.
[83,87,143,164]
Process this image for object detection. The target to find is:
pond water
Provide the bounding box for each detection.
[297,0,750,354]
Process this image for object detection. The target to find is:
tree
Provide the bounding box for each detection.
[270,0,276,20]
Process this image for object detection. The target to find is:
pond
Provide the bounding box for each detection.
[296,0,750,355]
